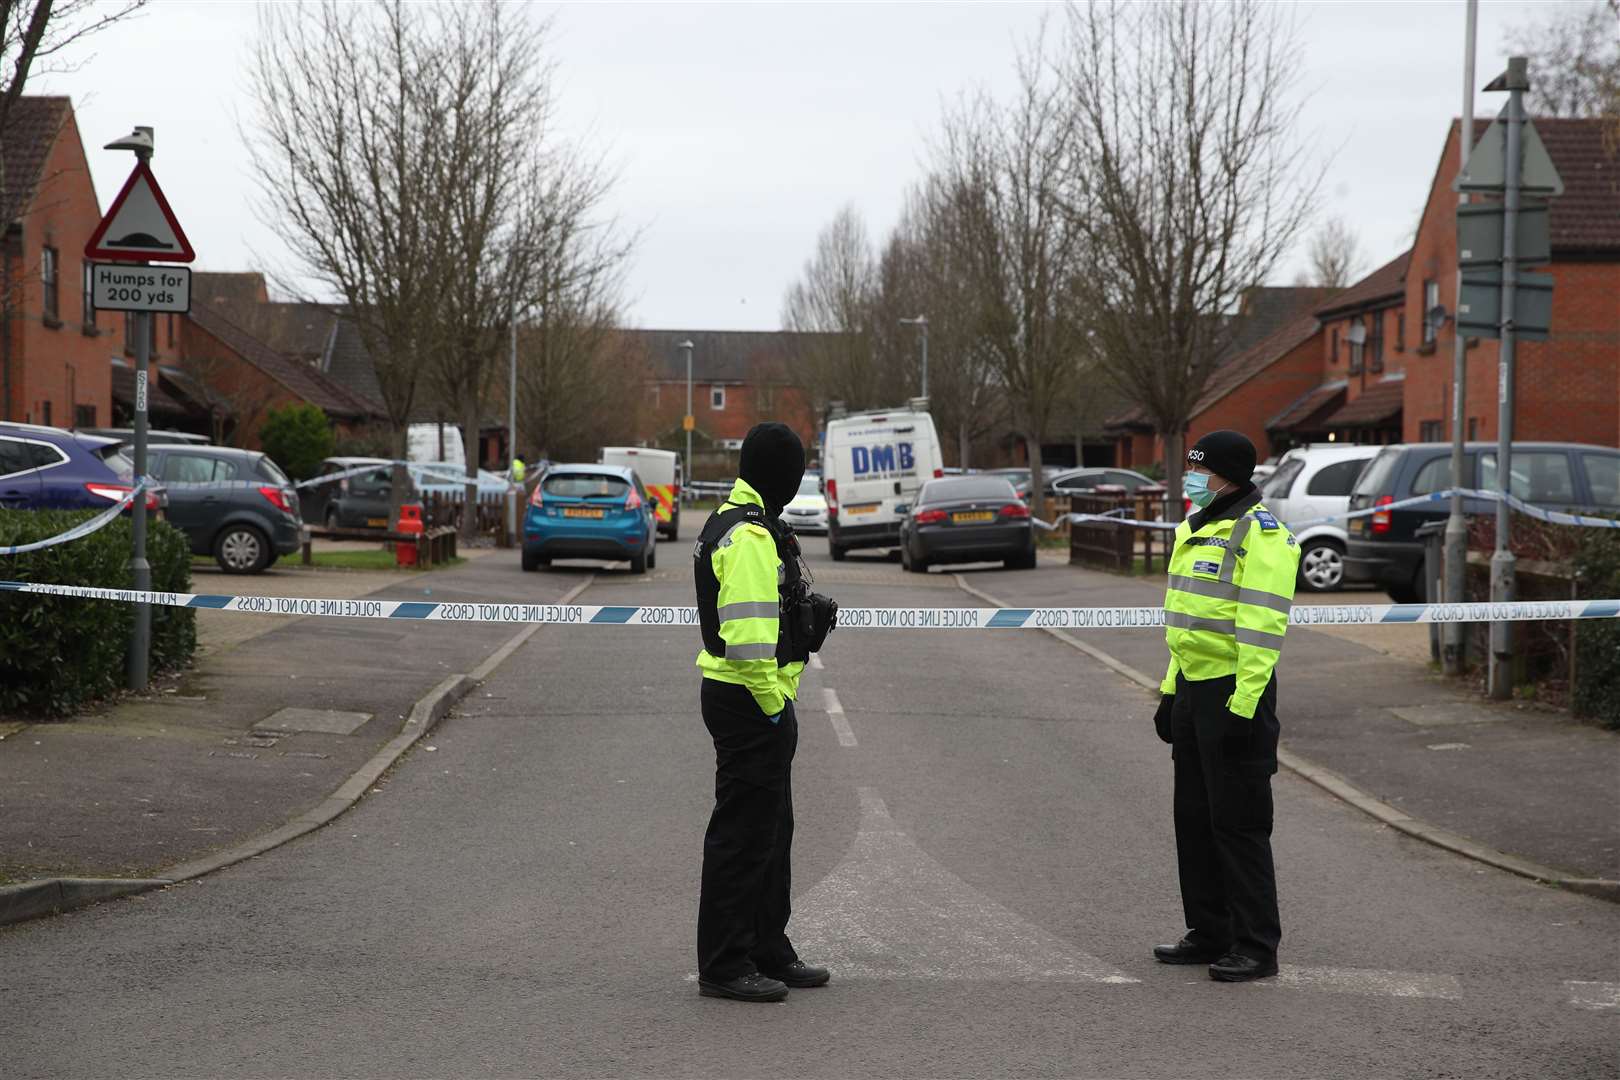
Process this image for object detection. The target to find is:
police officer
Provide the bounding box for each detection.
[693,422,831,1003]
[1152,430,1299,982]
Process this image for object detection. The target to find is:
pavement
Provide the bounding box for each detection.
[1,533,1617,1077]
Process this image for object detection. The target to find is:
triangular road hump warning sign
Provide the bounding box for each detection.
[84,161,194,263]
[1454,105,1566,197]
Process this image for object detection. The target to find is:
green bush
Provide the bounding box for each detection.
[0,511,195,717]
[1573,529,1620,728]
[259,403,336,482]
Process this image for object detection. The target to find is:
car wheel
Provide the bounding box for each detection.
[324,507,338,529]
[215,524,270,575]
[630,548,647,575]
[648,540,658,570]
[829,541,847,562]
[1298,539,1345,592]
[1006,546,1037,570]
[521,548,540,572]
[1386,560,1425,604]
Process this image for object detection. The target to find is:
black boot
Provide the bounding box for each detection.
[698,972,789,1002]
[1152,936,1230,965]
[1209,953,1279,982]
[763,961,830,988]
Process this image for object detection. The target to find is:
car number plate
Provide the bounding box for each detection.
[366,517,387,527]
[564,507,604,519]
[844,503,879,516]
[953,511,994,524]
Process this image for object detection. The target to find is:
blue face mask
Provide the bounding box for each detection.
[1183,471,1219,508]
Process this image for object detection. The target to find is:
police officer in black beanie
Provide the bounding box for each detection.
[692,422,831,1002]
[1153,428,1299,982]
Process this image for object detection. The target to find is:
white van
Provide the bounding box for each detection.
[823,405,943,561]
[601,446,681,540]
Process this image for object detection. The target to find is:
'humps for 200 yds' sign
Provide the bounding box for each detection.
[91,264,191,313]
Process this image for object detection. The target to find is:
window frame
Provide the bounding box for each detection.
[1422,280,1439,344]
[82,262,97,331]
[1479,449,1578,505]
[1305,458,1370,498]
[42,246,59,325]
[1369,312,1385,373]
[1579,451,1620,509]
[710,386,726,411]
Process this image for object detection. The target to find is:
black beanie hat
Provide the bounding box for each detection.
[739,422,806,514]
[1188,429,1256,486]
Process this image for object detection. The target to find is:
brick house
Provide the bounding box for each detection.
[1401,117,1619,447]
[626,328,818,460]
[0,96,117,429]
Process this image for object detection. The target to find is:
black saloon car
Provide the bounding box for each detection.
[899,475,1036,572]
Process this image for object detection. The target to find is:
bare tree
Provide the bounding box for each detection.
[1061,0,1321,515]
[931,35,1090,518]
[1305,217,1363,290]
[781,204,885,413]
[248,0,459,525]
[1508,0,1620,120]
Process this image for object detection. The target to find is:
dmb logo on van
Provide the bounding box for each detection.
[851,442,916,478]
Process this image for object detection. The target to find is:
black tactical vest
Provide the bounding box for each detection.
[694,503,805,666]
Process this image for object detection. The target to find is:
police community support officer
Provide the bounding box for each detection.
[693,422,831,1003]
[1152,429,1300,983]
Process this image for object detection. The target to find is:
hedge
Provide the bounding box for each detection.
[1573,529,1620,728]
[0,510,196,717]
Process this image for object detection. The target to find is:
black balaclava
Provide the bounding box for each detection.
[738,422,806,515]
[1188,429,1257,487]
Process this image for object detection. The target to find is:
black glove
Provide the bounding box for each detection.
[1153,695,1175,744]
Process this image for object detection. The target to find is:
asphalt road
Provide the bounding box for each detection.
[3,538,1618,1078]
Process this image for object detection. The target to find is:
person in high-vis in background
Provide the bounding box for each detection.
[693,422,837,1003]
[1152,430,1300,983]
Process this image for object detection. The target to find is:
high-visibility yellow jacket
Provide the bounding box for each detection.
[696,479,804,716]
[1160,493,1300,719]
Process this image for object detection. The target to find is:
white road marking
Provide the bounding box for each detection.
[822,688,857,747]
[809,654,824,671]
[790,788,1137,984]
[1263,965,1462,1000]
[1565,980,1620,1010]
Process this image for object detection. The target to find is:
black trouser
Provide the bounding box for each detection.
[697,679,799,982]
[1170,672,1282,963]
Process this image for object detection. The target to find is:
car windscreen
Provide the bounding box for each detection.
[1352,448,1402,497]
[920,478,1016,503]
[256,457,291,485]
[544,473,630,500]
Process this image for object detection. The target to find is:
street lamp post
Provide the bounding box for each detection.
[680,339,694,498]
[1443,0,1478,676]
[507,317,517,543]
[900,315,928,400]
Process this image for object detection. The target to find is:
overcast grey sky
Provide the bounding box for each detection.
[42,1,1547,332]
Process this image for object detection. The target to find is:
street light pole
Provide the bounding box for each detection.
[507,316,517,543]
[900,315,928,400]
[1488,57,1528,700]
[1442,0,1477,676]
[680,339,694,495]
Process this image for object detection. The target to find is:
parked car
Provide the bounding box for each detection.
[1344,441,1620,602]
[1051,466,1157,496]
[78,426,211,446]
[303,457,397,529]
[0,422,162,513]
[522,464,657,574]
[132,445,304,573]
[899,474,1035,572]
[1260,444,1377,592]
[984,466,1064,502]
[782,471,828,534]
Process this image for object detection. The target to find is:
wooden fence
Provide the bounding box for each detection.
[1067,486,1175,574]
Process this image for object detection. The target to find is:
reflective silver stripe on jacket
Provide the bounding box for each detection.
[1236,587,1292,614]
[715,517,760,549]
[1167,574,1238,602]
[1235,626,1286,650]
[1164,610,1236,635]
[724,642,777,660]
[717,601,778,622]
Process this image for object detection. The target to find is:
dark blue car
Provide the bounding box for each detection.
[522,464,656,574]
[0,422,160,513]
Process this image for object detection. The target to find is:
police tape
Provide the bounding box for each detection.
[1037,488,1620,532]
[295,462,519,492]
[3,579,1617,630]
[0,481,153,557]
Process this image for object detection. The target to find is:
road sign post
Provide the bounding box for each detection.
[1442,0,1477,678]
[86,126,195,692]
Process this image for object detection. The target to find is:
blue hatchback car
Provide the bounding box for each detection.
[522,464,656,574]
[0,422,161,513]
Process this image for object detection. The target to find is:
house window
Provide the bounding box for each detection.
[1369,313,1384,373]
[1468,417,1478,440]
[710,387,726,411]
[1419,420,1443,441]
[1330,327,1339,363]
[1396,312,1406,351]
[1422,279,1439,344]
[75,404,96,427]
[82,263,96,330]
[42,247,59,324]
[648,384,661,406]
[1348,318,1364,375]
